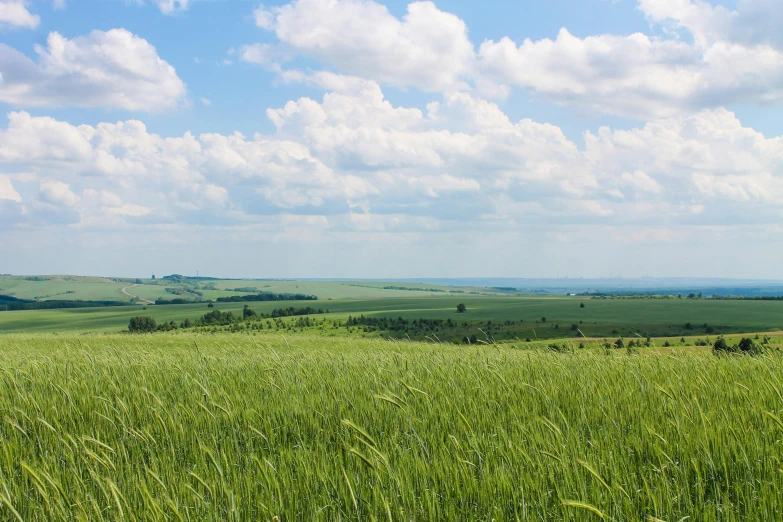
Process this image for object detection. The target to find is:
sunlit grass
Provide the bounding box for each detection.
[1,333,781,520]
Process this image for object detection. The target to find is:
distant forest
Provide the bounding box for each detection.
[0,295,128,311]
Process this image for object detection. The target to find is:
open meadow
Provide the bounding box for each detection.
[0,276,495,305]
[0,333,781,521]
[3,294,783,346]
[3,279,783,520]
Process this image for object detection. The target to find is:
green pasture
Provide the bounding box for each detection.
[0,275,130,302]
[204,279,493,299]
[0,333,781,520]
[3,295,783,344]
[0,276,490,303]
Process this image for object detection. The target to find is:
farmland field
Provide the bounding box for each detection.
[0,275,495,304]
[0,333,782,521]
[3,294,783,342]
[0,275,132,302]
[4,277,783,520]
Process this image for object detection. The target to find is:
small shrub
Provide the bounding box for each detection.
[548,342,572,353]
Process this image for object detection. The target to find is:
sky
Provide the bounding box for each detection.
[0,0,782,279]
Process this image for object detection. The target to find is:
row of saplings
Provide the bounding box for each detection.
[543,335,769,355]
[127,305,326,333]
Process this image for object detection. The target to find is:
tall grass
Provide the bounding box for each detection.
[1,333,781,521]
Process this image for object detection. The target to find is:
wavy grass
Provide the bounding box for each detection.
[0,333,781,521]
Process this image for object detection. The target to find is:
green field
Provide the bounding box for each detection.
[1,333,781,521]
[0,275,132,302]
[203,279,496,299]
[0,275,497,304]
[3,294,783,342]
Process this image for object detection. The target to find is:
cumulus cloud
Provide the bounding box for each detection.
[243,0,783,119]
[1,82,782,231]
[477,27,783,118]
[0,174,21,201]
[638,0,783,51]
[247,0,474,92]
[152,0,190,14]
[474,0,783,117]
[0,29,187,111]
[39,180,79,206]
[0,0,39,29]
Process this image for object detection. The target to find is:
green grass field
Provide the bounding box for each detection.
[0,275,132,302]
[0,276,495,304]
[204,279,496,299]
[1,333,781,521]
[3,295,783,342]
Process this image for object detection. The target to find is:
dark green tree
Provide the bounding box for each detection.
[128,316,156,333]
[456,303,467,313]
[713,337,730,353]
[737,337,762,355]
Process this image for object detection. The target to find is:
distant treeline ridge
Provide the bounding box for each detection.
[155,291,317,305]
[0,294,129,311]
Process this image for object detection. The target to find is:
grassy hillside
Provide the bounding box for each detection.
[0,275,492,303]
[1,333,781,520]
[195,279,495,299]
[0,275,131,302]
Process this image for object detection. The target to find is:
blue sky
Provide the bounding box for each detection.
[1,0,782,279]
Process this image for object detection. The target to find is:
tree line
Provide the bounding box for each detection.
[128,305,327,333]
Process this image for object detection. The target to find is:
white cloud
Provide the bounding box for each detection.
[0,174,21,201]
[39,180,79,207]
[638,0,783,51]
[0,29,187,111]
[1,82,782,231]
[150,0,190,14]
[619,170,662,194]
[0,0,39,29]
[407,173,480,197]
[247,0,474,92]
[245,0,783,119]
[477,27,783,119]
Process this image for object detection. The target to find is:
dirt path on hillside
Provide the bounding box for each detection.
[121,284,155,304]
